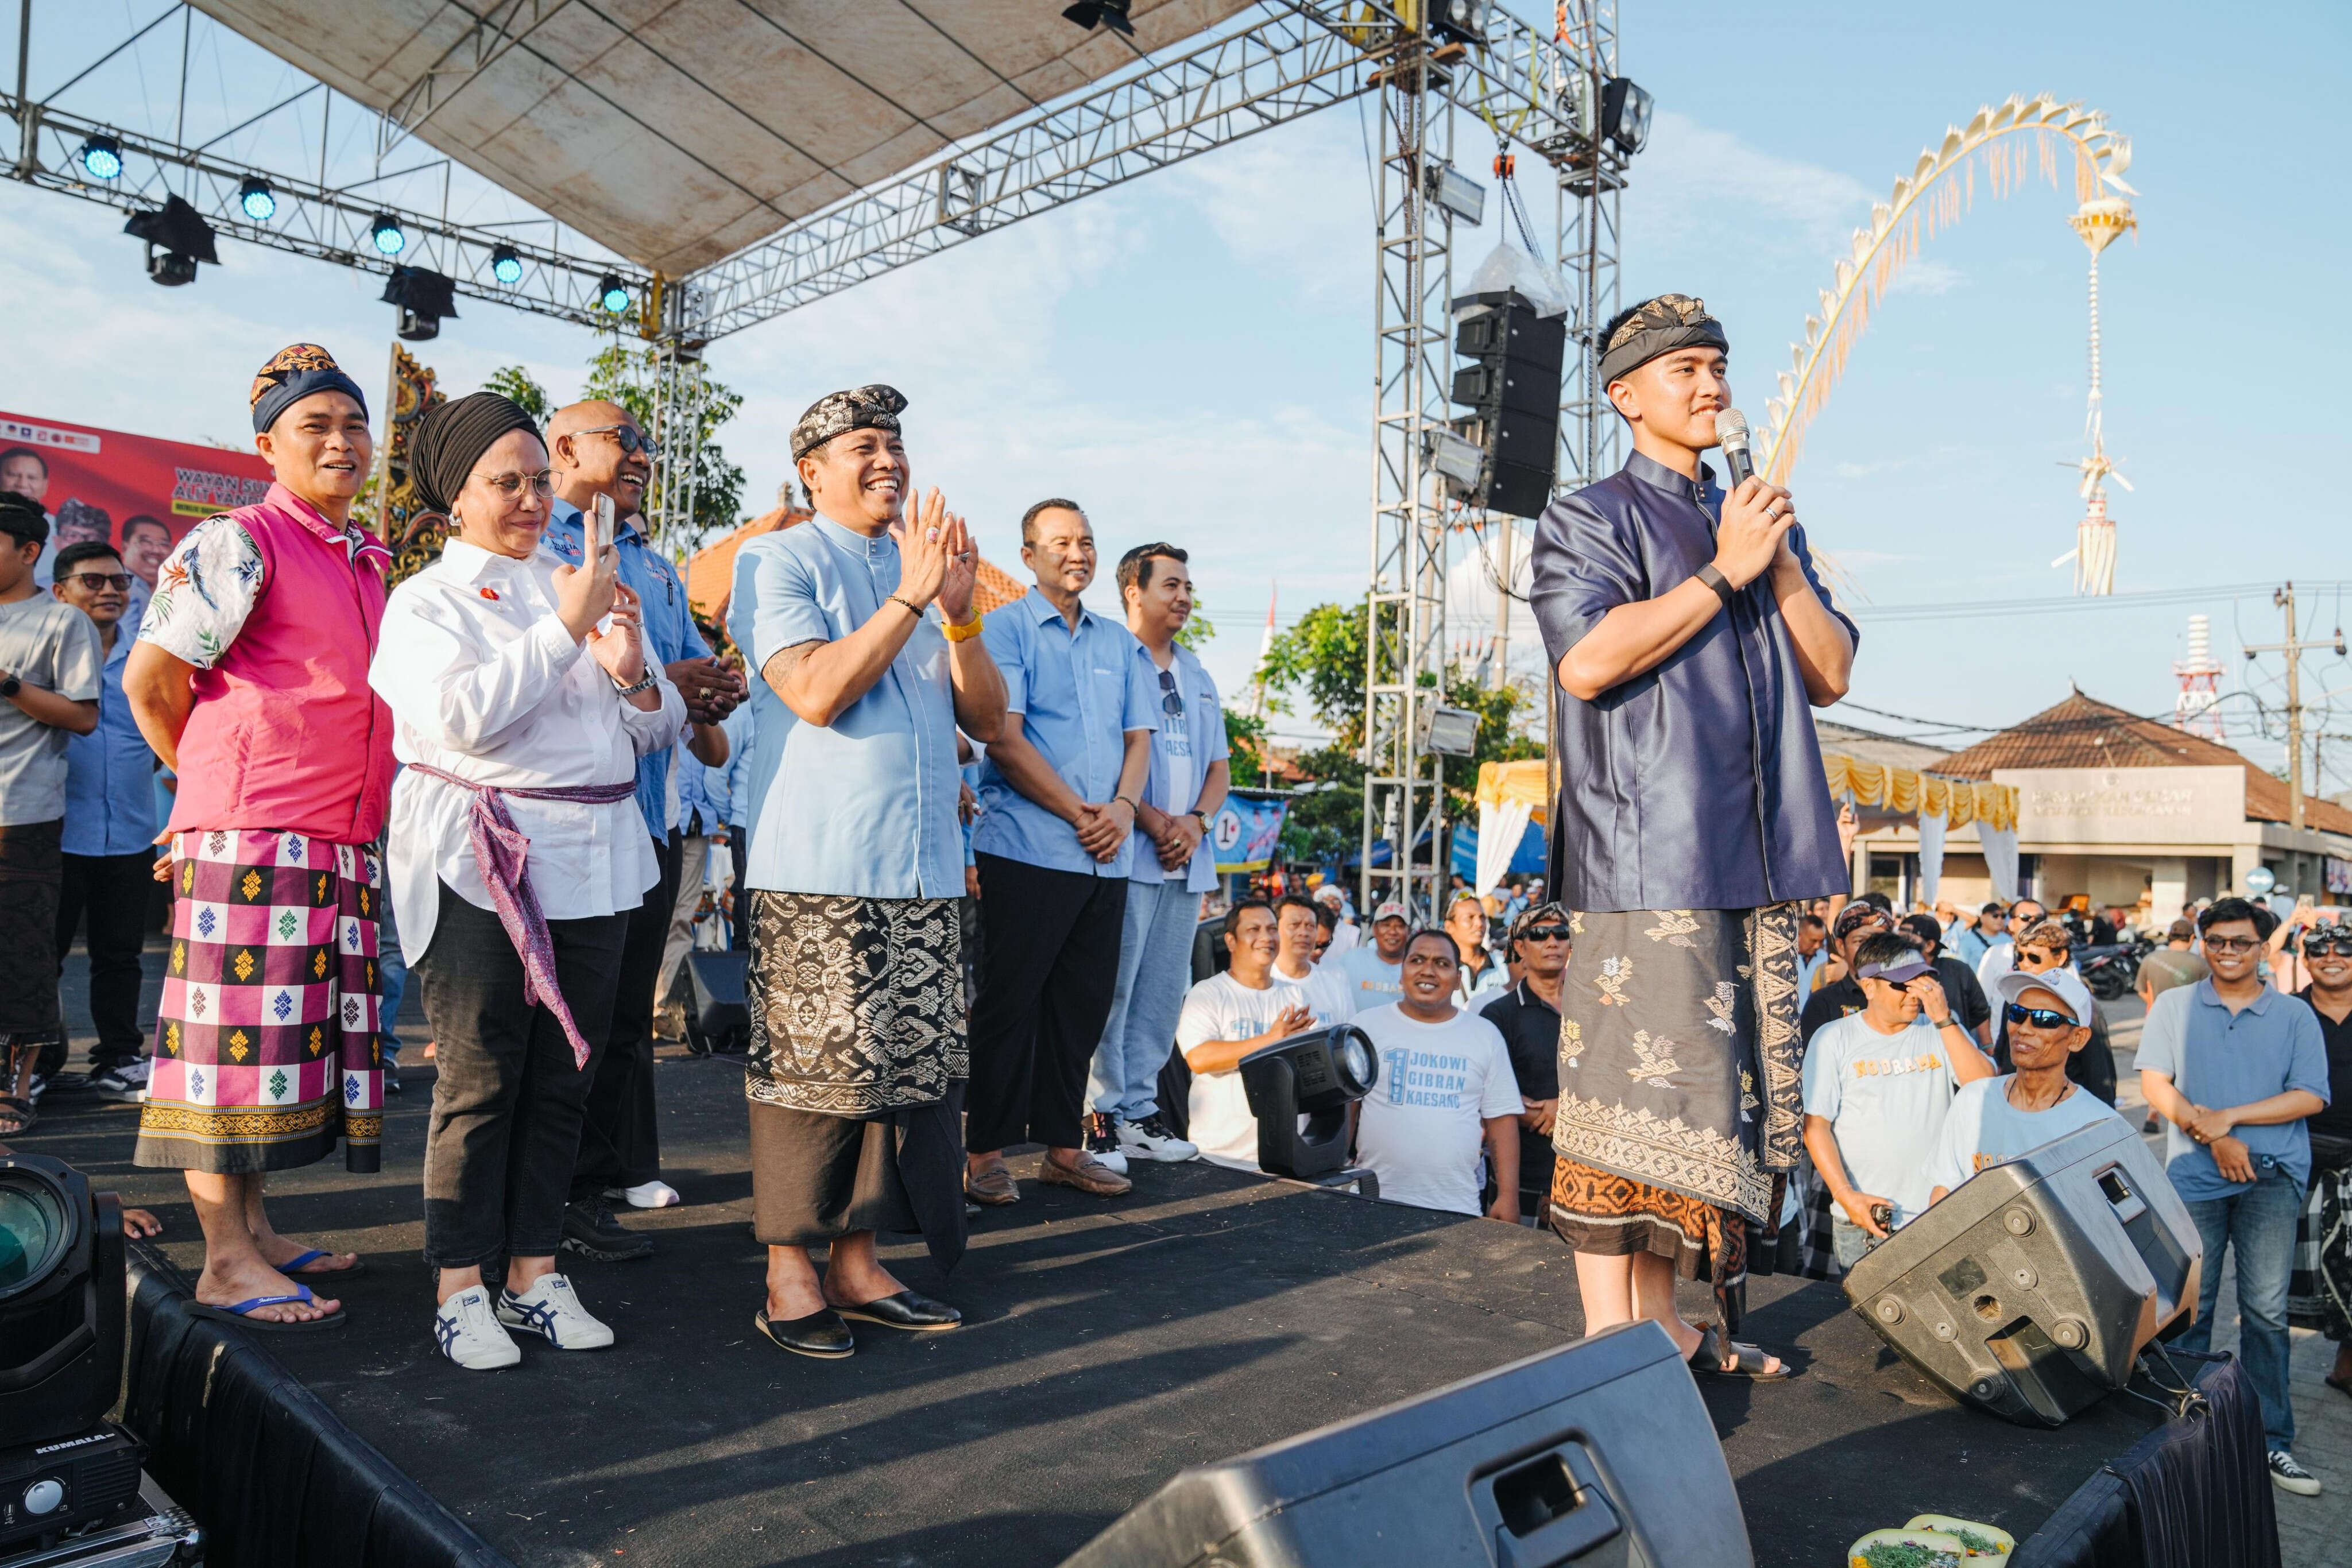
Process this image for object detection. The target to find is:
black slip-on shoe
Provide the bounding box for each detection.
[831,1291,962,1332]
[755,1307,854,1358]
[560,1199,654,1261]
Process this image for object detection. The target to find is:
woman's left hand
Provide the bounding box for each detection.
[586,581,647,686]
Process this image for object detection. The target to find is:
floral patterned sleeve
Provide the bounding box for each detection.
[135,516,265,669]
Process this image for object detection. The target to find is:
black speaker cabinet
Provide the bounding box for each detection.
[683,950,750,1053]
[1842,1115,2201,1427]
[1059,1320,1750,1568]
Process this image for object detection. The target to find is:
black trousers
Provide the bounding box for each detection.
[57,849,154,1068]
[417,883,629,1267]
[964,853,1127,1154]
[727,824,750,951]
[570,830,679,1201]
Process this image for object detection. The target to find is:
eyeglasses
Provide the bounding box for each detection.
[2302,928,2352,956]
[574,424,661,458]
[1158,667,1183,717]
[481,470,555,499]
[59,571,133,591]
[1521,926,1572,943]
[2202,935,2262,954]
[2003,1001,2078,1031]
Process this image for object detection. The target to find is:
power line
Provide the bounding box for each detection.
[1844,580,2352,624]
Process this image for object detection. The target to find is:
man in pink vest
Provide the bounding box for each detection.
[123,343,393,1330]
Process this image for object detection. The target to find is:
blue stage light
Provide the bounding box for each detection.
[78,135,123,180]
[597,273,630,314]
[370,212,406,257]
[490,244,523,285]
[237,177,277,222]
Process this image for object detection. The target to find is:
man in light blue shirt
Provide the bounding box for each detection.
[544,400,741,1252]
[2137,896,2330,1479]
[1084,543,1228,1171]
[51,541,157,1096]
[966,499,1155,1204]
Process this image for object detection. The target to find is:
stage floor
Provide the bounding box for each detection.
[28,1046,2175,1568]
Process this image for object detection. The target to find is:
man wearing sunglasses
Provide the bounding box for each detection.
[1481,903,1573,1223]
[2292,922,2352,1400]
[50,541,161,1099]
[544,401,746,1255]
[1993,920,2116,1105]
[1925,966,2122,1204]
[2138,896,2330,1495]
[1973,897,2047,991]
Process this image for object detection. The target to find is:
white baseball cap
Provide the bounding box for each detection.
[1372,900,1409,924]
[1997,966,2094,1025]
[1313,884,1344,904]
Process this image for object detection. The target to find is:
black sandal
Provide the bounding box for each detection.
[1686,1323,1797,1381]
[0,1095,34,1139]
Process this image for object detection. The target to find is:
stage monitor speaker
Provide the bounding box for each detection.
[1843,1115,2201,1428]
[682,950,750,1054]
[1059,1319,1751,1568]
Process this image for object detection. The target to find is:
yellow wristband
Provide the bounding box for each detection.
[943,610,985,642]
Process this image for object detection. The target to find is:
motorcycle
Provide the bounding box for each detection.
[2078,935,2152,1001]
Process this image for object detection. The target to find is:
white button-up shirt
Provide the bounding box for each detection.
[369,539,686,963]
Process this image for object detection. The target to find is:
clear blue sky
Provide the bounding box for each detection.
[5,2,2345,784]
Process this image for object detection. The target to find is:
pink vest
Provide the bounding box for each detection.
[168,485,394,842]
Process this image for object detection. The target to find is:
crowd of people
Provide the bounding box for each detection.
[3,318,2349,1502]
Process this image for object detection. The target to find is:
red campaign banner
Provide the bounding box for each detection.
[0,408,274,580]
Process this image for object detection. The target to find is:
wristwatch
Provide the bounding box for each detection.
[610,669,657,698]
[0,672,18,699]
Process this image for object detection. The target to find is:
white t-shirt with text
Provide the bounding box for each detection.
[1271,961,1356,1030]
[1925,1075,2124,1199]
[1352,1003,1523,1216]
[1800,1012,1962,1226]
[1179,970,1289,1171]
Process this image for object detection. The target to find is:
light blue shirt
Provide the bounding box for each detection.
[1948,922,1994,970]
[544,497,704,841]
[2137,979,2331,1200]
[713,704,754,830]
[973,587,1157,878]
[1127,639,1229,893]
[61,629,158,855]
[728,514,963,900]
[675,733,714,835]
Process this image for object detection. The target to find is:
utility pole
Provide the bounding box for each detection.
[2242,581,2347,834]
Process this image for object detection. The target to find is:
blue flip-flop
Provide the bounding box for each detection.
[281,1248,366,1279]
[187,1284,347,1332]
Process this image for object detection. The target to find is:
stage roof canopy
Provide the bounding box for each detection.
[194,0,1258,276]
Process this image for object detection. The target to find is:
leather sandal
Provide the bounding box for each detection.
[1039,1151,1132,1197]
[1686,1323,1797,1381]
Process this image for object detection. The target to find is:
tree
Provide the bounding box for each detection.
[483,365,551,423]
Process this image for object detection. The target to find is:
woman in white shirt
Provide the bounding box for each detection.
[369,393,686,1371]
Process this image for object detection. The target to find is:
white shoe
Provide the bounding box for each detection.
[1119,1113,1200,1163]
[497,1273,614,1350]
[1082,1114,1130,1175]
[434,1286,521,1370]
[2268,1449,2322,1496]
[609,1180,680,1209]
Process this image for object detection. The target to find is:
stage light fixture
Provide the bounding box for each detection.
[123,195,219,288]
[1239,1024,1378,1180]
[237,176,277,222]
[1426,427,1486,492]
[1428,0,1491,45]
[382,265,459,342]
[1417,703,1481,758]
[1600,77,1653,155]
[1423,160,1487,226]
[597,273,631,314]
[369,212,407,257]
[1059,0,1135,36]
[490,243,524,285]
[76,134,123,180]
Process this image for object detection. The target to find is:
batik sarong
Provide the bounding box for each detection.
[1548,903,1802,1279]
[135,829,383,1174]
[743,891,965,1115]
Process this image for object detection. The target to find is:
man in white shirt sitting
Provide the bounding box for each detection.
[1336,899,1410,1009]
[1350,930,1524,1220]
[1178,899,1316,1170]
[1272,895,1356,1027]
[1927,967,2124,1204]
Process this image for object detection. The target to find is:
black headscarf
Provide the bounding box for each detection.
[409,392,541,514]
[1597,293,1729,389]
[248,342,368,434]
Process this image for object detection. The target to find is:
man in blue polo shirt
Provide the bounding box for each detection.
[2138,896,2330,1496]
[50,540,157,1101]
[965,499,1155,1205]
[544,400,743,1256]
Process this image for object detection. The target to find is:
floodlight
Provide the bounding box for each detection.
[77,135,122,180]
[1060,0,1135,36]
[1418,703,1481,757]
[1240,1024,1379,1180]
[1428,0,1490,45]
[490,243,523,285]
[383,265,459,342]
[1423,160,1487,226]
[597,273,631,313]
[1428,427,1486,493]
[369,212,407,257]
[1600,77,1653,155]
[237,176,277,222]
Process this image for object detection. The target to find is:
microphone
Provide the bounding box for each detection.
[1715,408,1755,490]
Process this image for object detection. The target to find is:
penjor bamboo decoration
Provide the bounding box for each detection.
[2055,196,2137,594]
[1758,95,2136,489]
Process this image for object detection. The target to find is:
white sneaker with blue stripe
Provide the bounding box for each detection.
[497,1273,614,1350]
[434,1285,521,1370]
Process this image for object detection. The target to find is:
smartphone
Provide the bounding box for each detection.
[591,493,616,560]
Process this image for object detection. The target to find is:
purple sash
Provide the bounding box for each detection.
[408,764,640,1068]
